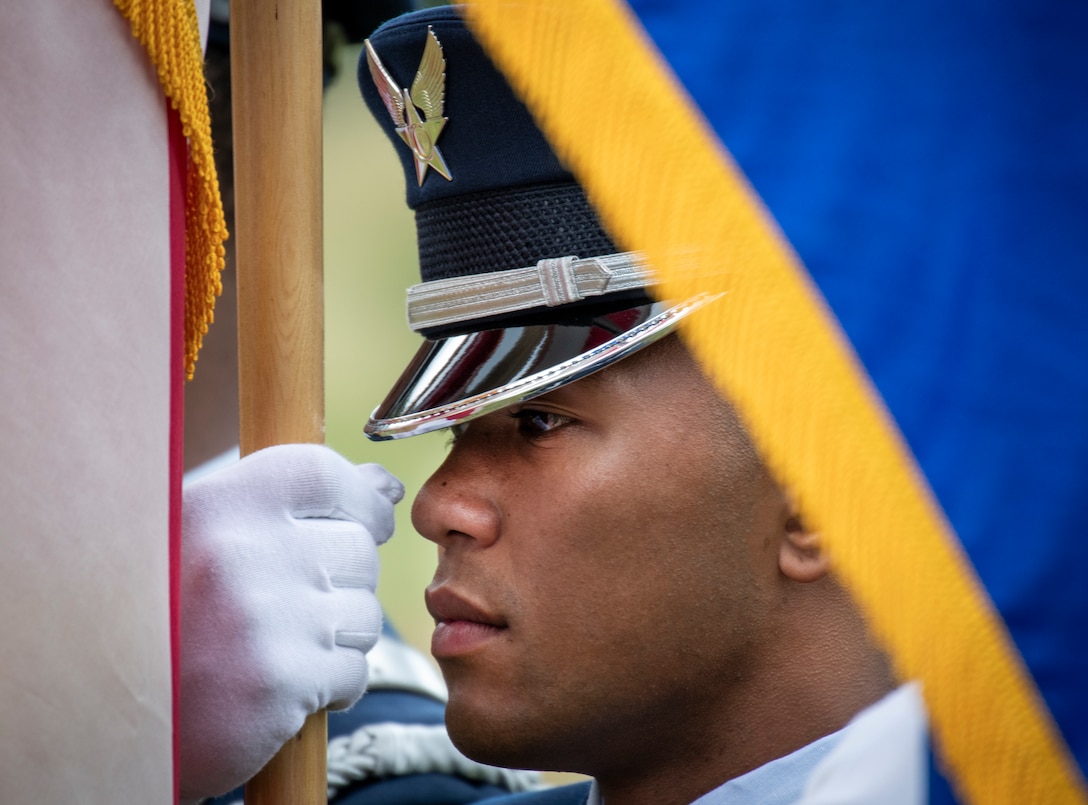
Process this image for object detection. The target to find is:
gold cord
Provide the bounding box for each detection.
[115,0,228,380]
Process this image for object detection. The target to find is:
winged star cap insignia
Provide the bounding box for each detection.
[365,26,452,186]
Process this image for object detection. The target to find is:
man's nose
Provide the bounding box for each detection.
[411,451,502,549]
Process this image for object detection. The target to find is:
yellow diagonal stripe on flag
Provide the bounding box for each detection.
[115,0,227,380]
[461,1,1086,802]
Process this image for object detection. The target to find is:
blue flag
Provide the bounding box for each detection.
[463,0,1088,801]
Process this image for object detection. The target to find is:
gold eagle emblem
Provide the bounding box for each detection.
[365,26,452,185]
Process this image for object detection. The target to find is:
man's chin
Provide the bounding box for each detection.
[444,698,566,773]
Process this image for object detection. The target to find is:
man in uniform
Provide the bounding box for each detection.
[354,8,921,804]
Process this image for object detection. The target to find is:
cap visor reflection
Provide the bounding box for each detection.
[365,296,713,440]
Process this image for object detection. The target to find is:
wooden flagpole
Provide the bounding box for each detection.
[230,0,327,802]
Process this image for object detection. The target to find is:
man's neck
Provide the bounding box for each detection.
[589,725,845,805]
[592,596,896,805]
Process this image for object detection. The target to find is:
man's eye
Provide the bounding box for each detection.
[510,409,570,438]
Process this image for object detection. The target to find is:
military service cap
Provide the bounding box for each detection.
[358,6,707,439]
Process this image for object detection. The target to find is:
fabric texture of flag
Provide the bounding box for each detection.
[0,2,212,800]
[460,1,1088,802]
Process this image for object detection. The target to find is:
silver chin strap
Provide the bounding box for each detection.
[406,251,658,332]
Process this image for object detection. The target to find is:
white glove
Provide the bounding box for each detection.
[178,444,404,801]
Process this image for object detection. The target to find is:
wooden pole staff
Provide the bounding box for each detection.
[230,0,326,802]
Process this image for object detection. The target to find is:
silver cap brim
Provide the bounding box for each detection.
[365,295,714,440]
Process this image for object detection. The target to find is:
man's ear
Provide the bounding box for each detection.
[779,515,830,583]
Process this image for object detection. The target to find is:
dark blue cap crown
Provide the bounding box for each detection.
[358,6,622,296]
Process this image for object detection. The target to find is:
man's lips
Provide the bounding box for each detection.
[425,585,507,657]
[425,584,506,625]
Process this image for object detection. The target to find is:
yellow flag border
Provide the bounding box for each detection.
[461,1,1085,802]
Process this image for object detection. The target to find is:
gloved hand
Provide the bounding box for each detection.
[178,444,404,801]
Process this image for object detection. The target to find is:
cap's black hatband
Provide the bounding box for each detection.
[415,181,619,283]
